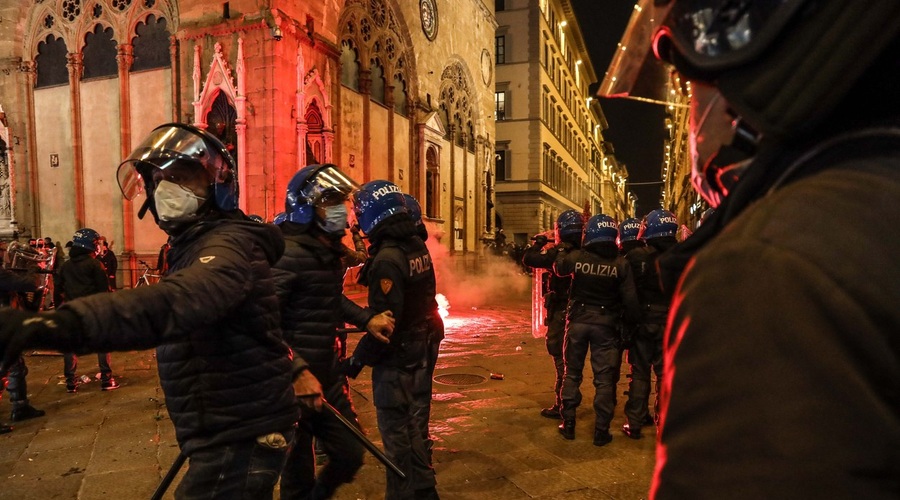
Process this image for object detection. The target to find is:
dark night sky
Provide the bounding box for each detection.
[569,1,669,217]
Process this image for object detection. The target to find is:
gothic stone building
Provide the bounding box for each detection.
[0,0,497,283]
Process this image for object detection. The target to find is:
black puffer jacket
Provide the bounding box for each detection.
[57,247,108,300]
[272,223,373,386]
[61,215,297,455]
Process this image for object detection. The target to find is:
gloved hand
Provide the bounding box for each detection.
[0,308,81,371]
[531,234,548,249]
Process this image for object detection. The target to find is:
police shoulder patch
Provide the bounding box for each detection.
[380,279,393,295]
[199,256,216,264]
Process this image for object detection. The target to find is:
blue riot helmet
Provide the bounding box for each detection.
[555,209,584,246]
[284,164,359,225]
[402,194,423,227]
[273,212,288,225]
[638,209,678,241]
[618,218,641,243]
[351,180,408,235]
[72,228,100,251]
[403,193,428,241]
[583,215,619,247]
[116,123,237,223]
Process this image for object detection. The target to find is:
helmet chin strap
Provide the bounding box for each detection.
[138,198,152,220]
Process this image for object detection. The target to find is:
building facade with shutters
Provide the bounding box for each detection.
[492,0,634,247]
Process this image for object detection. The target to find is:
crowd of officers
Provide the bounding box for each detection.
[523,208,680,446]
[0,123,441,500]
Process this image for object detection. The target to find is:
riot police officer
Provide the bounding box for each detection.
[0,123,299,498]
[600,0,900,495]
[522,209,584,419]
[273,164,395,500]
[617,217,644,256]
[351,180,441,500]
[554,214,639,446]
[622,209,678,439]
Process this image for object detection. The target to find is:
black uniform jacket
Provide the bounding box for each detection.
[361,236,437,368]
[523,243,572,310]
[60,216,298,455]
[57,248,109,299]
[655,135,900,498]
[554,248,639,323]
[272,228,373,385]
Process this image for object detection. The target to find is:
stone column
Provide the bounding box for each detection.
[20,61,39,235]
[117,44,136,262]
[384,84,395,183]
[66,52,85,227]
[358,69,371,181]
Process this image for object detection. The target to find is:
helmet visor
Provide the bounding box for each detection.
[597,0,802,101]
[298,164,360,207]
[117,124,236,201]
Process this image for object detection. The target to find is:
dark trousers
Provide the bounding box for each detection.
[63,352,113,382]
[174,427,295,500]
[420,336,442,461]
[2,357,29,404]
[373,361,436,500]
[279,379,364,500]
[624,322,664,429]
[545,307,567,408]
[560,316,621,432]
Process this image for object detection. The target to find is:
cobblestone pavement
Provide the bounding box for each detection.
[0,292,655,499]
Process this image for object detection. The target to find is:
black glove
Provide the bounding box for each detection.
[531,235,548,249]
[336,357,365,380]
[0,308,82,371]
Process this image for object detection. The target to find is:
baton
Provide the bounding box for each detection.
[322,400,406,479]
[151,451,186,500]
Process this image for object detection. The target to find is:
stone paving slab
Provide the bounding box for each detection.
[0,296,655,499]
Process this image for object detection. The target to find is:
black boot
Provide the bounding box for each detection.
[540,405,561,419]
[622,423,642,439]
[11,402,46,422]
[593,429,613,447]
[0,424,12,434]
[558,418,575,440]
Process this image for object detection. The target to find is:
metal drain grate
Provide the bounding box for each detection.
[433,373,487,386]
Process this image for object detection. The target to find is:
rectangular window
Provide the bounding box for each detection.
[495,150,508,181]
[495,36,506,64]
[495,91,506,121]
[496,0,505,11]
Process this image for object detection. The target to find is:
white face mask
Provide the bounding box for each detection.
[317,204,349,234]
[154,180,205,221]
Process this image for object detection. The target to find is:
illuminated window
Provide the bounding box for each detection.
[495,91,506,121]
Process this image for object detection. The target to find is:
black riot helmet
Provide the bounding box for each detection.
[116,123,238,223]
[600,0,900,206]
[604,0,900,139]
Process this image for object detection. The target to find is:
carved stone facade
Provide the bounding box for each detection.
[0,0,497,280]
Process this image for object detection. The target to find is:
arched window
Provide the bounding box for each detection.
[132,14,170,72]
[340,41,360,90]
[36,35,69,88]
[305,101,324,164]
[392,74,407,116]
[425,146,439,218]
[83,25,117,79]
[370,59,385,104]
[206,91,237,159]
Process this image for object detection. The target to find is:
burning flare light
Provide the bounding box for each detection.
[436,293,450,319]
